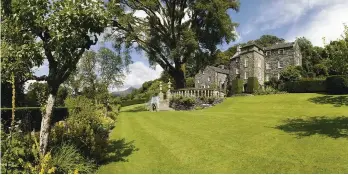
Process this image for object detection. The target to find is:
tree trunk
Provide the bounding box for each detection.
[39,91,57,155]
[171,66,186,89]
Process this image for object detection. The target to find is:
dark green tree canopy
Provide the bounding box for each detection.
[107,0,240,88]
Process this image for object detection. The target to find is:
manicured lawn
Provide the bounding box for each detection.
[98,93,348,174]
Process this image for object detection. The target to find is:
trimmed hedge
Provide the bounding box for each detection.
[1,107,68,132]
[231,79,243,94]
[326,75,348,94]
[247,77,259,93]
[283,80,326,93]
[121,98,147,107]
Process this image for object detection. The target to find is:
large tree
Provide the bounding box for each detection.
[1,0,109,154]
[68,47,130,104]
[324,24,348,75]
[107,0,240,89]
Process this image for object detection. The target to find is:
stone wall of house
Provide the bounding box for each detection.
[264,46,299,80]
[229,57,241,81]
[252,51,265,85]
[195,67,216,89]
[195,67,228,90]
[293,42,302,67]
[217,72,228,91]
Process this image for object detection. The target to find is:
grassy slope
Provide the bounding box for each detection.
[98,93,348,174]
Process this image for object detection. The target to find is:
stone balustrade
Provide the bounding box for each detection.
[171,88,224,98]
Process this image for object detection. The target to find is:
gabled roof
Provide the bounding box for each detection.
[231,51,240,59]
[241,43,263,50]
[207,66,229,74]
[264,42,295,50]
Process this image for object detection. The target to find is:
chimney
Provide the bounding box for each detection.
[237,45,241,53]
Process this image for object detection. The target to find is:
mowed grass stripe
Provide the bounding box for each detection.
[98,93,348,173]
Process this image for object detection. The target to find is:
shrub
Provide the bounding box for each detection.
[121,98,147,107]
[264,77,281,90]
[231,79,243,94]
[283,79,326,93]
[185,77,195,88]
[50,96,114,163]
[247,77,259,93]
[169,96,196,110]
[280,66,301,82]
[51,144,96,174]
[253,87,287,95]
[0,107,68,132]
[326,75,348,94]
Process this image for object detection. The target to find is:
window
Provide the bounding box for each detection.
[236,68,240,74]
[197,80,200,83]
[257,59,261,68]
[265,74,270,81]
[266,63,270,70]
[208,76,211,82]
[207,85,210,88]
[266,51,271,56]
[236,58,239,63]
[244,58,248,67]
[278,49,284,55]
[277,73,280,80]
[296,57,300,66]
[202,85,205,89]
[244,71,248,80]
[278,61,283,68]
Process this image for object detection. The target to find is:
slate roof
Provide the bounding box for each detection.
[231,51,240,59]
[207,66,229,74]
[264,42,295,50]
[241,43,263,50]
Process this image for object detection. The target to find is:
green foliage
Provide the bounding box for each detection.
[326,75,348,94]
[324,24,348,75]
[108,0,240,88]
[185,77,195,88]
[264,77,282,90]
[231,79,243,94]
[25,82,69,107]
[1,107,68,132]
[283,80,327,93]
[253,87,287,96]
[121,99,147,107]
[51,96,116,163]
[170,96,196,109]
[51,144,96,174]
[1,121,34,174]
[247,77,259,93]
[280,66,302,82]
[313,63,329,77]
[247,35,285,47]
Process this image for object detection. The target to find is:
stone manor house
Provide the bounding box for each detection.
[195,42,302,91]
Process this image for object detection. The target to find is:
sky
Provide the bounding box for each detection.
[32,0,348,92]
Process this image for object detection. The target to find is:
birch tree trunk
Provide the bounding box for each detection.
[39,92,56,155]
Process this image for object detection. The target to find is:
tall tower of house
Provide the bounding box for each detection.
[230,43,265,86]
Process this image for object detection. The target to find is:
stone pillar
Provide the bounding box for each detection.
[159,81,164,101]
[166,82,172,100]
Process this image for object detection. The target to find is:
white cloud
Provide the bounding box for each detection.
[285,2,348,46]
[254,0,346,31]
[112,61,163,91]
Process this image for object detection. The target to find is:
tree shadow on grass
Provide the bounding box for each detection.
[101,138,139,164]
[275,116,348,139]
[308,95,348,107]
[122,106,147,113]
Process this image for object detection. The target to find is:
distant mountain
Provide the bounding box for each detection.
[112,87,137,97]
